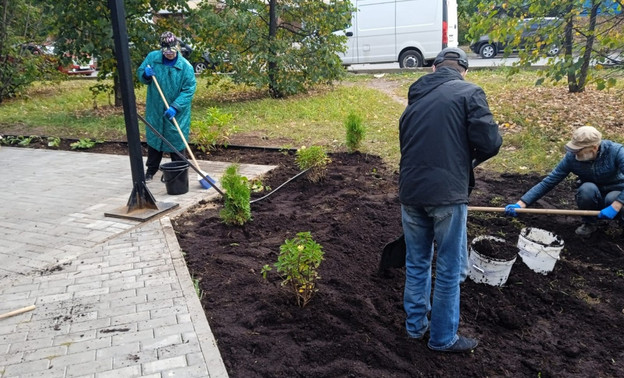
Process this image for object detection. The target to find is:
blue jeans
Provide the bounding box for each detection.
[576,183,621,223]
[402,204,468,350]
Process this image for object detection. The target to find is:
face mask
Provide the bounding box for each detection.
[575,150,596,161]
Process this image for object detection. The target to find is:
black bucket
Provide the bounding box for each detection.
[160,161,189,195]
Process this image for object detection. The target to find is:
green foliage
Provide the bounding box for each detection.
[465,0,624,92]
[48,0,191,106]
[190,0,355,98]
[1,135,37,146]
[219,164,252,226]
[295,145,331,183]
[191,107,236,152]
[70,138,100,150]
[47,137,61,148]
[261,231,324,307]
[344,111,365,152]
[249,179,271,193]
[89,83,114,108]
[0,1,61,102]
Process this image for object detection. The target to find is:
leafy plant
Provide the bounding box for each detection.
[1,135,36,146]
[249,179,270,193]
[18,136,35,146]
[70,138,100,150]
[295,146,331,183]
[219,164,252,225]
[47,137,61,148]
[191,107,236,153]
[345,111,365,152]
[261,231,324,308]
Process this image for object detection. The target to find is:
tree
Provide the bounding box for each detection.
[190,0,354,98]
[48,0,192,106]
[0,0,59,103]
[464,0,623,93]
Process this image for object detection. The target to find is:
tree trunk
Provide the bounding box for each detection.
[567,0,599,93]
[114,75,122,107]
[564,3,578,92]
[575,0,599,93]
[267,0,282,98]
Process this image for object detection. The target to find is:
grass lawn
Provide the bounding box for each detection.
[1,69,623,174]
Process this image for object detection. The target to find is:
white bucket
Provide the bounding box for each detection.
[517,227,564,275]
[468,236,517,287]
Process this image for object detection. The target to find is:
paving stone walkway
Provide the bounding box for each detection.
[0,147,275,378]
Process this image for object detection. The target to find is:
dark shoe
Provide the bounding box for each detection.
[145,173,154,182]
[575,223,597,237]
[428,335,478,353]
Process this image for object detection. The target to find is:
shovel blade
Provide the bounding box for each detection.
[379,234,406,272]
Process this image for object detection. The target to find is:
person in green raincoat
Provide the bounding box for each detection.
[137,31,197,181]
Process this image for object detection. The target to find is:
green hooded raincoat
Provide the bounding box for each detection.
[137,50,197,152]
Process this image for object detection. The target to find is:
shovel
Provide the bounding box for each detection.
[148,66,215,190]
[379,206,600,271]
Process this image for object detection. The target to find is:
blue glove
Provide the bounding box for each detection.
[144,66,154,78]
[164,106,177,120]
[598,205,619,219]
[504,203,521,217]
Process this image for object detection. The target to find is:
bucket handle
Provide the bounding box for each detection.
[472,264,485,274]
[161,169,186,184]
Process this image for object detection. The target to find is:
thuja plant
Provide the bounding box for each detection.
[295,146,331,183]
[345,111,365,152]
[219,164,251,225]
[262,231,324,308]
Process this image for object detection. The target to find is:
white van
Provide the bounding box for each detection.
[338,0,458,68]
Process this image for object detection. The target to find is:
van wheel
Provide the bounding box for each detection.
[399,50,423,68]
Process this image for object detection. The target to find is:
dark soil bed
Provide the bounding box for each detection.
[9,140,624,377]
[173,147,624,378]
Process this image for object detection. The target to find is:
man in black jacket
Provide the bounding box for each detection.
[399,47,502,353]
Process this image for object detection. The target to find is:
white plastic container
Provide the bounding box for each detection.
[517,227,564,275]
[468,236,517,287]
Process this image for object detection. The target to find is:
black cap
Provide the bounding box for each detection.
[433,47,469,70]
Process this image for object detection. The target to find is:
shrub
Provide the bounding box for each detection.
[262,231,324,307]
[345,111,365,152]
[295,146,331,183]
[219,164,251,225]
[191,107,236,153]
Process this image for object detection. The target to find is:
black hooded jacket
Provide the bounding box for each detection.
[399,66,502,206]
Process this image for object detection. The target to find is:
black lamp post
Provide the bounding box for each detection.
[104,0,177,221]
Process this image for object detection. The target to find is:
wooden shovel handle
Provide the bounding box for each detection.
[0,305,35,320]
[468,206,600,216]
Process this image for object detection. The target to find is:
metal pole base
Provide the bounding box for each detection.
[104,182,179,221]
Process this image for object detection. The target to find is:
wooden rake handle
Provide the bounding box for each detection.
[0,305,35,320]
[468,206,600,216]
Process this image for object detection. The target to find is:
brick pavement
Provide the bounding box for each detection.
[0,147,276,377]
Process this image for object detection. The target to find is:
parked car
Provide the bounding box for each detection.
[58,56,97,75]
[470,17,562,59]
[177,39,215,74]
